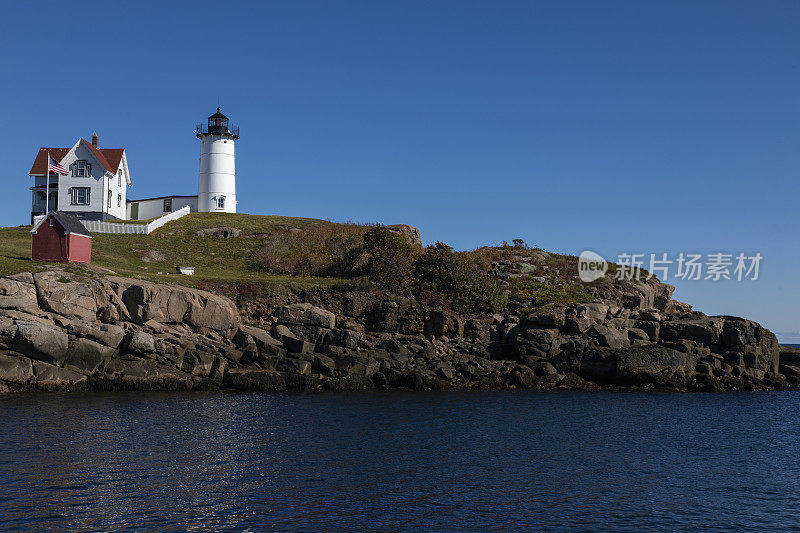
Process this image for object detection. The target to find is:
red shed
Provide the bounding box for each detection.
[31,212,92,263]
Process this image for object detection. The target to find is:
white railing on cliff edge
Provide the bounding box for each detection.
[81,206,191,235]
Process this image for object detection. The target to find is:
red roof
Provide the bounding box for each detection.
[29,141,125,175]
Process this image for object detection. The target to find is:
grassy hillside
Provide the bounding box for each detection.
[0,213,354,293]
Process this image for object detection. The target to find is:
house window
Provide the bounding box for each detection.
[163,198,172,212]
[108,190,113,208]
[71,160,91,177]
[71,187,91,205]
[217,196,225,209]
[117,195,122,207]
[36,191,46,201]
[118,169,122,187]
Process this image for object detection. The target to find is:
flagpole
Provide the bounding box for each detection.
[45,150,50,215]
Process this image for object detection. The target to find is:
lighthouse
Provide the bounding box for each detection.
[197,108,239,213]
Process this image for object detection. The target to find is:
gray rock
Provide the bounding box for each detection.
[385,224,422,246]
[101,357,200,390]
[68,321,125,348]
[65,338,113,375]
[281,335,313,354]
[31,361,88,391]
[237,325,280,351]
[272,303,336,329]
[626,328,650,342]
[33,271,98,321]
[313,354,336,374]
[14,321,69,364]
[276,357,311,375]
[324,328,364,349]
[661,318,723,345]
[591,325,630,349]
[124,331,156,355]
[0,277,41,316]
[633,320,660,341]
[435,362,454,380]
[565,317,592,334]
[577,303,609,322]
[426,311,464,337]
[580,344,697,387]
[0,352,34,385]
[529,361,557,376]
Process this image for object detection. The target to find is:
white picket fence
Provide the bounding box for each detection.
[82,206,191,235]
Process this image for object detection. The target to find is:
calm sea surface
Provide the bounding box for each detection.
[1,391,799,531]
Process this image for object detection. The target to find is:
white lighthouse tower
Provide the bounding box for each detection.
[197,108,239,212]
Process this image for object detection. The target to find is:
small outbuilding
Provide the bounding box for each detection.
[31,212,92,263]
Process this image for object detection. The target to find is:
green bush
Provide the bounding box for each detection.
[361,225,419,294]
[414,242,505,314]
[507,278,592,312]
[258,222,367,277]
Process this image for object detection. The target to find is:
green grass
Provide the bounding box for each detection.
[0,213,353,295]
[507,278,593,313]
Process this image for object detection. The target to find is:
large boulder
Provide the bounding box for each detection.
[385,224,422,247]
[579,345,697,387]
[108,277,240,334]
[68,321,125,348]
[272,303,335,329]
[577,303,609,322]
[590,325,630,349]
[0,351,35,386]
[13,321,69,364]
[425,311,464,337]
[324,328,364,349]
[100,357,200,390]
[33,271,98,321]
[123,331,156,356]
[716,316,779,373]
[0,276,41,316]
[64,338,112,375]
[31,361,88,391]
[661,318,724,345]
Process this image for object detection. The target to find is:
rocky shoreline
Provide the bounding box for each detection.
[1,267,798,393]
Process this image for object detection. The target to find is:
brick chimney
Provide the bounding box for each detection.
[91,133,98,147]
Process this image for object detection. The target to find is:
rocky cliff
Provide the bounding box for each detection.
[0,262,793,393]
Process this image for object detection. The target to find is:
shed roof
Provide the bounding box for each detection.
[31,212,92,238]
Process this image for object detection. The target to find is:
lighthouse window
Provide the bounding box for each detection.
[163,199,172,212]
[217,196,225,210]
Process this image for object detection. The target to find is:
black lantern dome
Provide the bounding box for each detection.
[196,107,239,139]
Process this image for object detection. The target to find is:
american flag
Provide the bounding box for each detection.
[48,155,69,175]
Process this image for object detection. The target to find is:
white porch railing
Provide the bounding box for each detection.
[82,206,191,235]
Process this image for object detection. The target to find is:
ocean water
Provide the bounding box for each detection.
[1,391,799,531]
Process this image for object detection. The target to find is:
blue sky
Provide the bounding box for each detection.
[2,1,799,338]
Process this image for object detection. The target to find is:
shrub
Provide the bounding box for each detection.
[361,225,419,293]
[414,242,504,314]
[507,278,592,312]
[258,222,368,277]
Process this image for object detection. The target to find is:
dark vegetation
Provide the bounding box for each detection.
[257,224,506,314]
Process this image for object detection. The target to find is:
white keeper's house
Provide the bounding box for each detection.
[29,108,239,224]
[29,134,131,224]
